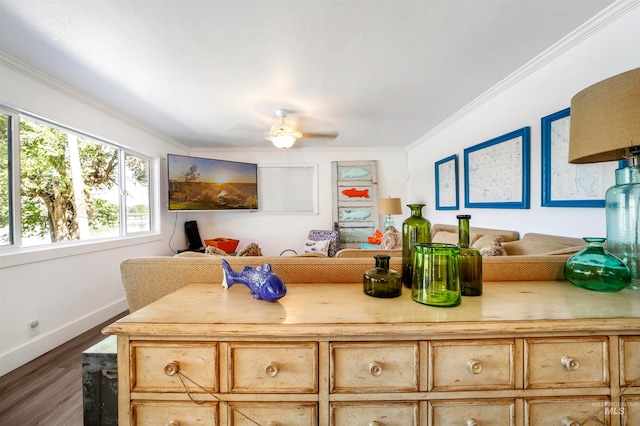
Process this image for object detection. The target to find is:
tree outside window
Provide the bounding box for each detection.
[7,116,151,247]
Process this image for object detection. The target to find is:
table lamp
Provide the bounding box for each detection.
[569,67,640,290]
[378,197,403,230]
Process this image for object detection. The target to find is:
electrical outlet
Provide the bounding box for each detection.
[27,319,40,337]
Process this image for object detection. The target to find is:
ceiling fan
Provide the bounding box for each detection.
[265,109,338,149]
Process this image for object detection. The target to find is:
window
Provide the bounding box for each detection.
[258,164,317,213]
[0,106,153,249]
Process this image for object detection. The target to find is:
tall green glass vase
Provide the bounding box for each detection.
[402,204,431,288]
[564,237,631,292]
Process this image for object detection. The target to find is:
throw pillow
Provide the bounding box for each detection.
[476,236,507,256]
[380,226,402,249]
[302,239,330,255]
[237,242,263,256]
[205,246,228,256]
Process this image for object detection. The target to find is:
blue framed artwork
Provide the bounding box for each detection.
[435,154,459,210]
[541,108,618,207]
[464,127,530,209]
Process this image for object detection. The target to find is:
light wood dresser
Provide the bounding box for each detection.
[103,281,640,426]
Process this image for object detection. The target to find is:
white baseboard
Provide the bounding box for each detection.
[0,298,128,377]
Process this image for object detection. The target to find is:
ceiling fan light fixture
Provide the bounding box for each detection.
[269,134,297,149]
[267,110,302,149]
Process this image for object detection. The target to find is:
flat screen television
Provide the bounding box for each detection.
[167,154,258,211]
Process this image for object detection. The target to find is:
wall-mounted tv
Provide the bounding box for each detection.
[168,154,258,211]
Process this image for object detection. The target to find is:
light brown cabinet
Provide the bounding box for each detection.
[105,282,640,425]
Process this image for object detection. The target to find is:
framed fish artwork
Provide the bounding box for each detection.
[332,160,379,249]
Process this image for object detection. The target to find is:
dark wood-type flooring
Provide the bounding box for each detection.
[0,312,127,425]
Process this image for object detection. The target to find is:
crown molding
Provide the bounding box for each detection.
[408,0,639,150]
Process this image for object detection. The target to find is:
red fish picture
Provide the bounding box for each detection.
[342,188,370,198]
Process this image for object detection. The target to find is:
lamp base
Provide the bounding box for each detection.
[383,216,395,230]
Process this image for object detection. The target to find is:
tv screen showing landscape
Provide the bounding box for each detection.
[168,154,258,211]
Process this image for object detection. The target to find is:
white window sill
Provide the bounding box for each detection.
[0,233,163,268]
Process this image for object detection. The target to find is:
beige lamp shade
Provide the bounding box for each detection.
[379,197,402,215]
[569,67,640,164]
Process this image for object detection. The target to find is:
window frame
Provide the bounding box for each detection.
[0,103,160,266]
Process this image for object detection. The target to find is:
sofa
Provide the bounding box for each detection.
[120,244,581,314]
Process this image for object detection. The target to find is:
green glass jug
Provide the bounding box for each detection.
[363,255,402,298]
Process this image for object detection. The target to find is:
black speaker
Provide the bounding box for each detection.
[184,220,204,252]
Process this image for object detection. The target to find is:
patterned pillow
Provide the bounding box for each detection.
[308,230,339,257]
[302,239,330,256]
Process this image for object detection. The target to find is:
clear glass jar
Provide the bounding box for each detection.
[411,243,461,307]
[605,165,639,290]
[363,255,402,298]
[564,237,631,292]
[457,215,482,296]
[402,204,431,288]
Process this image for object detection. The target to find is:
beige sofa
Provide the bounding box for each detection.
[120,244,578,313]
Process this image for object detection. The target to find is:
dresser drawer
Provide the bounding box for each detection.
[227,402,317,425]
[330,342,419,393]
[620,336,640,387]
[132,401,218,426]
[429,339,516,391]
[621,395,640,426]
[525,397,609,425]
[131,342,218,392]
[525,337,609,389]
[428,399,515,426]
[228,342,318,393]
[330,401,418,426]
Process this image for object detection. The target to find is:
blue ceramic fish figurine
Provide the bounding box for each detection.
[221,259,287,302]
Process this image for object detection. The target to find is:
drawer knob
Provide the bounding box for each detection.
[369,361,384,377]
[467,359,483,374]
[562,417,580,426]
[164,362,179,376]
[467,420,480,426]
[265,362,279,377]
[561,356,580,371]
[166,421,180,426]
[369,422,383,426]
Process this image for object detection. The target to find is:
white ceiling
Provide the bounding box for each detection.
[0,0,614,149]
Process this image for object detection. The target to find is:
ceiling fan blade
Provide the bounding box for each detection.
[301,131,339,140]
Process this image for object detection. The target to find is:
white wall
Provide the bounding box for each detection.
[0,56,185,376]
[407,3,640,238]
[175,148,408,256]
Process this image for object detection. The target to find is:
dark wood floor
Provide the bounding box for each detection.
[0,312,127,425]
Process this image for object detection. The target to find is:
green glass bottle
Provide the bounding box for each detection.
[457,214,482,296]
[402,204,431,288]
[564,237,631,292]
[363,255,402,298]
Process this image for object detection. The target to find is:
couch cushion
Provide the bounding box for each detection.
[521,233,586,247]
[431,223,519,246]
[502,240,573,256]
[335,248,402,258]
[431,231,459,245]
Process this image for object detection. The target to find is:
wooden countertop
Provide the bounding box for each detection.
[104,281,640,339]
